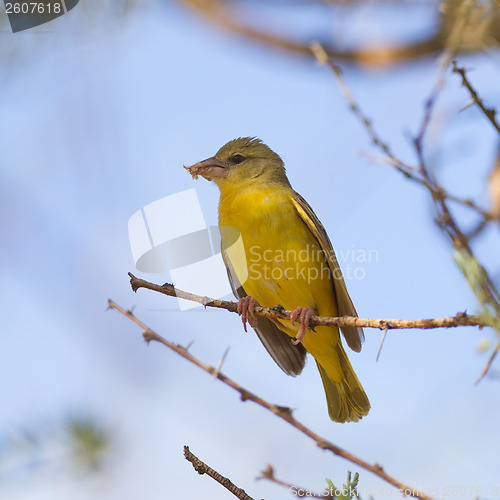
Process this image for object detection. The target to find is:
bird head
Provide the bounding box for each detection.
[185,137,290,188]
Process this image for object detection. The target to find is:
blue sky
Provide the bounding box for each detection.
[1,2,500,499]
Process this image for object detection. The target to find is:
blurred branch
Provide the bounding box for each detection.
[311,39,500,381]
[475,342,500,384]
[452,60,500,135]
[311,41,499,230]
[128,273,486,330]
[180,0,500,67]
[184,446,255,500]
[109,299,436,500]
[258,464,360,499]
[363,152,497,224]
[258,464,302,493]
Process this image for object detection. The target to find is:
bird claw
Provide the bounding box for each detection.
[290,307,314,345]
[237,296,258,332]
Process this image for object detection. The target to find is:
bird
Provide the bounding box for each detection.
[185,137,370,422]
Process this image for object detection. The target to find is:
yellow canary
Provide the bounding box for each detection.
[186,137,369,422]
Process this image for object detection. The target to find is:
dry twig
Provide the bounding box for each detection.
[452,60,500,135]
[109,299,436,500]
[180,0,500,67]
[311,41,500,382]
[310,42,497,227]
[258,464,327,498]
[128,273,485,331]
[184,446,255,500]
[475,342,500,385]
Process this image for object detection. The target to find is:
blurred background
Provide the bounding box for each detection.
[1,1,500,498]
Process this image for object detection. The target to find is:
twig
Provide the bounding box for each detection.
[362,152,496,223]
[410,57,500,381]
[259,464,331,499]
[313,42,498,234]
[310,42,420,184]
[180,0,500,67]
[412,57,500,310]
[475,342,500,385]
[312,41,500,381]
[452,60,500,135]
[109,299,436,500]
[128,273,486,330]
[183,446,254,500]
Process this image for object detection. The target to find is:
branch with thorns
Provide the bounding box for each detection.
[128,273,485,331]
[451,60,500,136]
[183,446,255,500]
[310,42,499,228]
[180,0,500,68]
[310,42,500,383]
[108,299,437,500]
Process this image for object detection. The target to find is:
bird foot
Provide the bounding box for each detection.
[237,296,259,332]
[290,307,314,345]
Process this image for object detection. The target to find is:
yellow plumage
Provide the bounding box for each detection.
[186,137,370,422]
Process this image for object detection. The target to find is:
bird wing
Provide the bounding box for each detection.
[290,191,364,352]
[222,247,307,376]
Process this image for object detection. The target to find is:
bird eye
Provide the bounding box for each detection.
[228,154,245,164]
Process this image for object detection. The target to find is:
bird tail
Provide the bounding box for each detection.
[316,344,370,423]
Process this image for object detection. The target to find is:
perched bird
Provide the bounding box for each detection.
[185,137,370,422]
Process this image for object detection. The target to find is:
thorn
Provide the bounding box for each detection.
[459,100,476,113]
[309,41,329,64]
[213,347,230,379]
[376,328,388,362]
[273,405,293,418]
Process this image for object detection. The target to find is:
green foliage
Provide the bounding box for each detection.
[454,249,500,333]
[65,415,112,472]
[0,414,112,490]
[325,471,360,500]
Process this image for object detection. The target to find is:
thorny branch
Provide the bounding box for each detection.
[183,446,255,500]
[180,0,500,67]
[310,42,498,226]
[109,299,436,500]
[452,60,500,135]
[258,464,333,499]
[310,42,500,381]
[128,273,485,331]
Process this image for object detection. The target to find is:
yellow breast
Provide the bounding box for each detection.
[218,182,337,320]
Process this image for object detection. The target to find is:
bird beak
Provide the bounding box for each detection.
[184,157,227,181]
